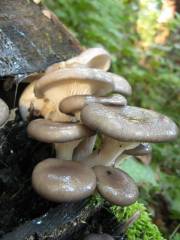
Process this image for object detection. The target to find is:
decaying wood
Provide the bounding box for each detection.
[2,200,102,240]
[0,1,100,239]
[0,111,103,239]
[0,0,81,78]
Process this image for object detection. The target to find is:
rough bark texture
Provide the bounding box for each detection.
[0,1,96,239]
[2,200,101,240]
[0,107,102,240]
[0,0,81,77]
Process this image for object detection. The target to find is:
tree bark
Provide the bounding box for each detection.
[0,0,81,77]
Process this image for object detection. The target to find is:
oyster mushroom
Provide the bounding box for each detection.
[59,94,127,115]
[72,135,97,161]
[27,119,94,160]
[19,67,131,122]
[32,159,96,202]
[124,143,152,165]
[35,68,131,98]
[76,136,138,167]
[46,47,111,73]
[93,166,139,206]
[27,119,93,143]
[124,143,152,156]
[19,81,45,121]
[81,104,178,142]
[0,98,9,126]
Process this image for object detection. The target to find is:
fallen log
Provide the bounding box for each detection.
[0,1,102,239]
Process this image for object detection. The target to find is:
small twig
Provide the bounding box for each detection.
[169,224,180,240]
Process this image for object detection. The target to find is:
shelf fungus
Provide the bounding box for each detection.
[20,47,179,206]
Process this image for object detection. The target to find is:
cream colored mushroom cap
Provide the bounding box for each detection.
[0,98,9,126]
[33,68,131,122]
[46,47,111,73]
[19,81,44,121]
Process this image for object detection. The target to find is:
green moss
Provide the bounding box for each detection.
[89,193,104,207]
[111,202,166,240]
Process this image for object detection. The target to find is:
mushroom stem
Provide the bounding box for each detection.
[55,141,80,160]
[77,137,138,167]
[72,135,97,160]
[114,154,127,168]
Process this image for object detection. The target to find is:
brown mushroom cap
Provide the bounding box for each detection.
[124,143,152,156]
[81,104,179,142]
[0,98,9,126]
[32,159,96,202]
[27,119,94,143]
[46,47,111,73]
[93,166,139,206]
[59,94,127,114]
[84,233,114,240]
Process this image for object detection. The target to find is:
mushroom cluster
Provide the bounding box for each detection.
[19,47,178,206]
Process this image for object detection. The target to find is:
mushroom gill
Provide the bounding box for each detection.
[19,47,131,122]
